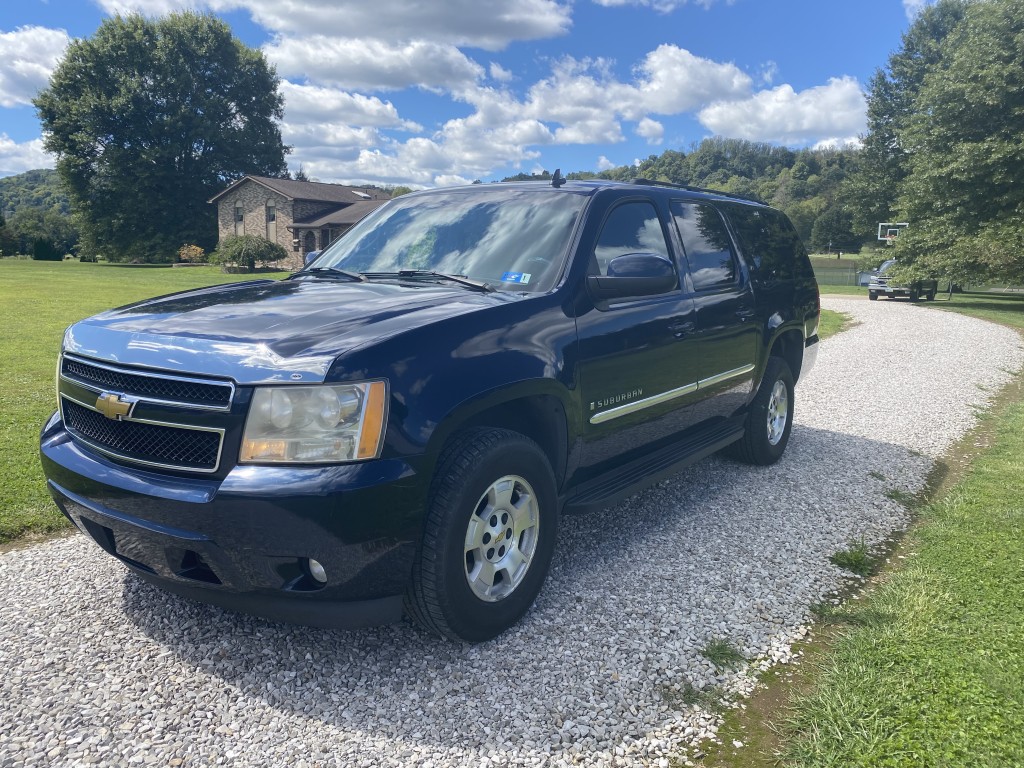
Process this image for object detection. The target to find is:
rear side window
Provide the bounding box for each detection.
[592,201,671,276]
[723,203,807,281]
[671,202,738,291]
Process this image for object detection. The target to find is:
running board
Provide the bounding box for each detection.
[564,421,744,514]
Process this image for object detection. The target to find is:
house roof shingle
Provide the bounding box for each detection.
[292,200,389,229]
[208,175,390,205]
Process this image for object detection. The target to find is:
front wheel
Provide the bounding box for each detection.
[868,291,878,301]
[725,357,795,466]
[405,428,558,642]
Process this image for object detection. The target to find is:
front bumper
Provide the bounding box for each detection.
[40,412,426,628]
[868,284,909,296]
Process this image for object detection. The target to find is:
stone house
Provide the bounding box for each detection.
[209,175,390,269]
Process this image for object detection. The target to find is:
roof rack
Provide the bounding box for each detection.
[629,177,759,203]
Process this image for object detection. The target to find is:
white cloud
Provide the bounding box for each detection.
[813,136,863,151]
[759,61,778,86]
[489,62,514,83]
[297,45,756,184]
[698,76,866,145]
[266,37,484,91]
[96,0,572,50]
[0,26,70,107]
[0,135,52,177]
[279,82,420,130]
[636,117,664,145]
[903,0,931,20]
[591,0,731,11]
[596,155,615,171]
[630,44,752,117]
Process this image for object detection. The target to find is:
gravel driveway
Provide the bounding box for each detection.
[2,298,1022,768]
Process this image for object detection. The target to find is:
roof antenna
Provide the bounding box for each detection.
[551,168,565,188]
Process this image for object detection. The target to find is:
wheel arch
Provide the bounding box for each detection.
[767,326,806,382]
[426,388,572,491]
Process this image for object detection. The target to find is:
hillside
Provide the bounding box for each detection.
[0,169,70,216]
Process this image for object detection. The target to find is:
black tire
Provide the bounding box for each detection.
[908,289,919,302]
[405,428,558,642]
[725,357,795,466]
[868,291,878,301]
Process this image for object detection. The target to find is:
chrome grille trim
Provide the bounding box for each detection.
[61,353,234,411]
[60,393,225,474]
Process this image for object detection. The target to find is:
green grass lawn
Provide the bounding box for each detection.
[817,309,851,340]
[817,284,864,296]
[780,393,1024,767]
[0,259,288,542]
[927,290,1024,330]
[773,293,1024,767]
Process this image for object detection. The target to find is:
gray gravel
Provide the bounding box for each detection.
[2,297,1022,767]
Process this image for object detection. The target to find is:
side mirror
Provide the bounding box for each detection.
[304,250,321,266]
[587,252,678,301]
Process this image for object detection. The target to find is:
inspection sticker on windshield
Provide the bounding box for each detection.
[500,272,532,284]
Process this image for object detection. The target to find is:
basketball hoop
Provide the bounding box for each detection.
[885,236,896,247]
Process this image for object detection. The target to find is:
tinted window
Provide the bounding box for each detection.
[593,201,671,276]
[723,203,805,281]
[671,202,737,291]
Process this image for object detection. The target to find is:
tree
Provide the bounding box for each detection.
[31,237,61,261]
[845,0,968,239]
[6,207,78,256]
[293,165,310,182]
[810,206,857,253]
[210,234,288,272]
[35,13,288,263]
[0,209,14,258]
[895,0,1024,284]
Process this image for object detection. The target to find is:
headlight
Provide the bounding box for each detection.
[240,381,387,464]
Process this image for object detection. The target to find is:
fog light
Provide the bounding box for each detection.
[307,558,327,584]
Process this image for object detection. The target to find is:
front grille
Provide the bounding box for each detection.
[62,356,232,408]
[62,398,222,471]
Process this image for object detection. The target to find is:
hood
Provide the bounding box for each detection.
[63,278,518,384]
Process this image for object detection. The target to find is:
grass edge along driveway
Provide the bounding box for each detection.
[778,380,1024,766]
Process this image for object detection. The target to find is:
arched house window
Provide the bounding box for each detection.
[265,199,277,243]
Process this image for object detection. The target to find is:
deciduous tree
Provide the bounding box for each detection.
[845,0,967,238]
[895,0,1024,284]
[35,13,288,263]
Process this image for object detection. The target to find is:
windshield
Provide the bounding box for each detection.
[878,259,897,274]
[310,187,588,292]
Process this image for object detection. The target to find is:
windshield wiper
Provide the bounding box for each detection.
[363,270,494,293]
[291,267,366,282]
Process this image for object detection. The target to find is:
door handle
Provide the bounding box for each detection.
[735,309,756,322]
[669,320,696,338]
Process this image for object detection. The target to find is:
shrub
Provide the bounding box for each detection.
[31,237,62,261]
[210,235,288,272]
[177,243,206,263]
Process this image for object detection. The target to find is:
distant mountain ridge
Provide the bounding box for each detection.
[0,169,70,217]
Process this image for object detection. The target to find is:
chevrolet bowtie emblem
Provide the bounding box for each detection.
[96,392,132,420]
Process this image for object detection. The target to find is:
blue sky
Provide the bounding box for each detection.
[1,0,932,186]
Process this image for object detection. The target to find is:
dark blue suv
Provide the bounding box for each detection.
[40,179,819,642]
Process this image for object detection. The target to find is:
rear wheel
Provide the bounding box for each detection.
[725,357,795,466]
[405,428,558,642]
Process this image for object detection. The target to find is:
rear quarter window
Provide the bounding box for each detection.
[723,204,809,282]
